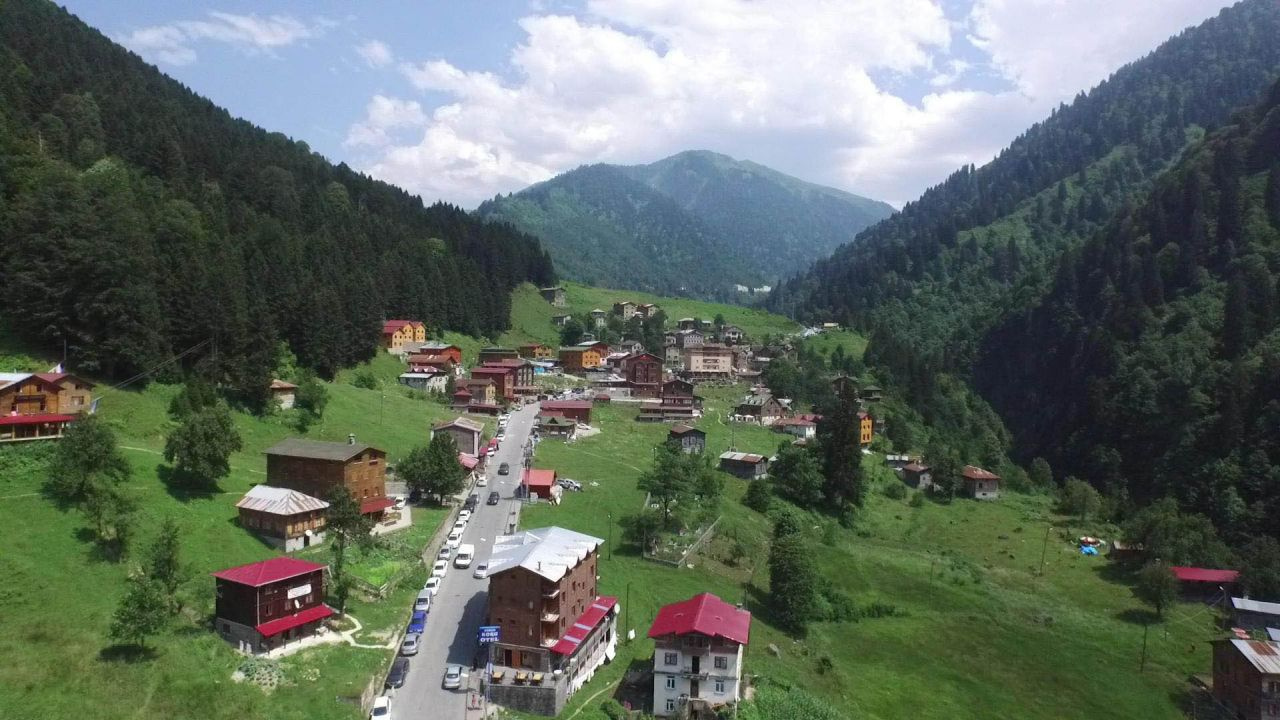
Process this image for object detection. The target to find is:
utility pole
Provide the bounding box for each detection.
[1038,525,1054,576]
[625,582,632,645]
[607,512,614,560]
[1139,622,1149,672]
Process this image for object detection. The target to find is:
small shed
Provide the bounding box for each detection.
[668,424,706,454]
[235,485,328,552]
[269,379,297,410]
[1172,566,1239,597]
[962,465,1000,500]
[522,468,559,500]
[902,462,932,490]
[540,400,592,425]
[718,451,768,480]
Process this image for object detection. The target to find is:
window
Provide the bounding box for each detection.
[664,652,678,666]
[665,699,675,712]
[665,676,676,690]
[714,656,728,670]
[714,680,725,694]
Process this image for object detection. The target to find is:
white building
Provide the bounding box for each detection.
[648,593,751,717]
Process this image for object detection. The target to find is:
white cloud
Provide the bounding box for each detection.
[346,0,1235,208]
[120,12,329,66]
[356,39,393,68]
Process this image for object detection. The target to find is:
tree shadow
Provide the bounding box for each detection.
[73,526,127,563]
[225,516,280,550]
[1115,608,1160,625]
[610,656,654,713]
[157,464,221,501]
[1094,560,1138,585]
[98,644,158,663]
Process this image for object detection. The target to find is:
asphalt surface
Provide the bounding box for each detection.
[390,401,538,719]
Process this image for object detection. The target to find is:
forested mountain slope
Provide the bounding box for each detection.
[619,150,894,277]
[766,0,1280,481]
[976,78,1280,542]
[478,164,754,300]
[0,0,554,404]
[476,151,892,300]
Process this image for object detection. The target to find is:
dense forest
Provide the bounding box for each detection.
[977,78,1280,544]
[477,150,892,300]
[0,0,554,407]
[768,0,1280,541]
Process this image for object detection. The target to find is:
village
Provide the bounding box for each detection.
[5,284,1278,720]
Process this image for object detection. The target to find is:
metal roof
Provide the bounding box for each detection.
[264,438,377,462]
[487,526,603,582]
[236,485,328,515]
[434,417,484,433]
[648,592,751,645]
[212,556,326,587]
[720,451,765,463]
[1232,597,1280,616]
[1223,639,1280,674]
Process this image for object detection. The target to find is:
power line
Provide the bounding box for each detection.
[94,338,214,402]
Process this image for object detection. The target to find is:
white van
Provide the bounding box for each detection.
[453,544,475,569]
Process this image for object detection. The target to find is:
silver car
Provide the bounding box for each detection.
[400,633,421,656]
[443,664,463,690]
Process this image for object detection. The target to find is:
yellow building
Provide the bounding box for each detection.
[858,411,873,446]
[382,320,427,350]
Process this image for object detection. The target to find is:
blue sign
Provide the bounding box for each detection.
[478,625,500,643]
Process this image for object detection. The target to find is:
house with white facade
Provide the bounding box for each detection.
[648,593,751,718]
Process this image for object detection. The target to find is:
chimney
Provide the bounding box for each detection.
[348,433,356,445]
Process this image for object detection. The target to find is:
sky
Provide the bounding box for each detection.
[62,0,1237,209]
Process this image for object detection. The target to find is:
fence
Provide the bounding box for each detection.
[644,516,721,567]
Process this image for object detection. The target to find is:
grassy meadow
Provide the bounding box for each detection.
[512,387,1216,720]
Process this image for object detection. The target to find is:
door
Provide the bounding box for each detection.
[690,680,700,698]
[691,656,700,674]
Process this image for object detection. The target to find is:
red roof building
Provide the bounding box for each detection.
[649,593,751,716]
[1171,566,1240,584]
[213,557,331,654]
[540,400,592,425]
[962,465,1000,500]
[522,468,558,499]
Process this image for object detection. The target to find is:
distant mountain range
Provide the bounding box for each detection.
[476,150,893,300]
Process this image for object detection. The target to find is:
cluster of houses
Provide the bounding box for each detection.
[0,369,95,442]
[478,524,751,719]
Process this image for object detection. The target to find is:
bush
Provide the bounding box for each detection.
[882,482,907,500]
[601,699,629,719]
[352,370,379,390]
[908,491,925,507]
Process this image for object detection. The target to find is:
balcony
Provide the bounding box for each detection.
[540,611,560,623]
[542,587,561,600]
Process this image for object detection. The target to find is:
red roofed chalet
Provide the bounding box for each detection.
[212,557,332,653]
[540,399,592,425]
[649,592,752,716]
[522,468,558,500]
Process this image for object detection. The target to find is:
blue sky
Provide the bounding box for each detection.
[63,0,1235,208]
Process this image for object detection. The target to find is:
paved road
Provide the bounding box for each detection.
[392,401,539,719]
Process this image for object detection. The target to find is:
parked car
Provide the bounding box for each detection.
[370,695,391,719]
[487,491,500,505]
[386,657,410,688]
[451,521,466,535]
[473,563,489,579]
[453,544,475,569]
[423,576,441,596]
[557,478,583,491]
[432,560,449,578]
[446,531,462,550]
[457,509,472,523]
[443,664,463,690]
[437,546,451,561]
[486,448,496,458]
[498,462,510,475]
[408,610,427,634]
[476,475,487,487]
[400,633,421,656]
[413,591,431,613]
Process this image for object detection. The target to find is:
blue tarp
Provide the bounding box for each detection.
[1080,546,1098,556]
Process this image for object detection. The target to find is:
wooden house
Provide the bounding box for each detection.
[718,452,768,479]
[463,377,498,406]
[857,411,874,446]
[471,366,517,403]
[1211,639,1280,720]
[538,413,578,439]
[734,394,785,426]
[677,318,699,331]
[551,314,572,327]
[613,301,639,319]
[382,320,426,350]
[519,343,556,361]
[235,485,328,551]
[540,400,592,425]
[720,325,745,344]
[962,465,1000,500]
[213,556,331,654]
[540,287,567,307]
[637,303,659,319]
[668,425,706,454]
[1171,566,1239,597]
[521,468,559,500]
[0,372,95,443]
[485,358,537,396]
[674,329,704,349]
[773,417,816,439]
[398,372,448,392]
[432,417,486,457]
[621,352,663,398]
[902,462,932,490]
[413,343,463,366]
[559,345,603,374]
[263,438,391,518]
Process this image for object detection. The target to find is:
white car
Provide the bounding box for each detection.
[453,544,475,568]
[476,475,487,487]
[423,576,441,596]
[446,531,462,549]
[486,448,496,457]
[473,563,488,579]
[457,509,472,523]
[370,696,391,719]
[431,560,448,578]
[437,546,451,561]
[452,520,466,534]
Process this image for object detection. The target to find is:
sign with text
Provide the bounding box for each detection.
[478,625,500,643]
[287,583,312,599]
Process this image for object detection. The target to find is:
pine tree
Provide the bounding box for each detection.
[768,515,819,635]
[816,389,866,513]
[422,432,466,505]
[146,517,184,605]
[109,571,169,648]
[325,485,372,614]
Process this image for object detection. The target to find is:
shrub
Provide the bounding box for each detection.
[352,370,379,390]
[882,482,907,500]
[601,699,628,719]
[908,491,925,507]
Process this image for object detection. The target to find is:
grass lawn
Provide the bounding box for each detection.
[507,385,1214,720]
[0,362,470,720]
